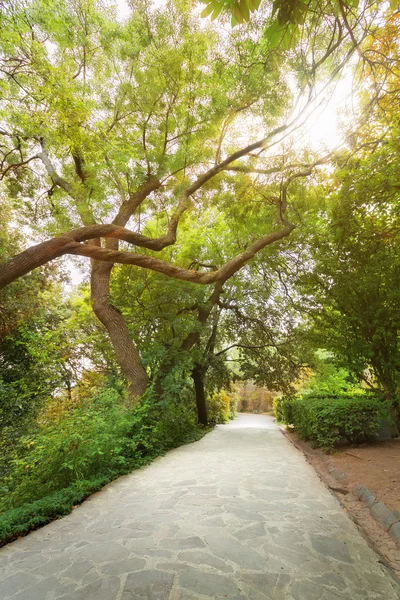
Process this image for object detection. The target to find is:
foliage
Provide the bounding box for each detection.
[296,131,400,401]
[2,388,130,508]
[291,393,389,448]
[199,0,262,26]
[207,389,235,424]
[0,0,398,544]
[0,290,112,481]
[198,0,384,51]
[0,474,115,547]
[216,254,313,395]
[0,385,206,512]
[273,395,295,425]
[299,351,358,395]
[235,383,274,413]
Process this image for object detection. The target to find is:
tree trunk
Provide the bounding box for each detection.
[89,178,160,402]
[91,261,148,401]
[191,365,208,426]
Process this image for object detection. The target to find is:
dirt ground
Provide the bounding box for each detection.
[282,429,400,580]
[329,439,400,512]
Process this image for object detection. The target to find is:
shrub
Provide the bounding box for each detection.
[207,389,234,424]
[152,388,205,449]
[0,475,115,547]
[291,393,389,448]
[1,387,206,512]
[0,386,209,543]
[273,395,295,425]
[1,388,135,509]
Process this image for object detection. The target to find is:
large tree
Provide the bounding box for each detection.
[0,0,361,401]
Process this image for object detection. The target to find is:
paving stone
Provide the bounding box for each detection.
[13,576,60,600]
[13,552,47,569]
[205,535,267,570]
[58,576,120,600]
[234,522,266,541]
[310,572,346,591]
[54,583,78,597]
[168,589,200,600]
[177,550,234,573]
[241,572,291,598]
[75,541,130,563]
[389,521,400,544]
[201,516,226,527]
[103,557,146,576]
[310,534,354,564]
[81,570,101,586]
[362,570,399,596]
[179,567,239,596]
[61,560,94,581]
[270,529,305,548]
[0,572,37,598]
[156,562,192,571]
[384,510,400,530]
[228,507,264,522]
[172,480,197,486]
[262,541,308,566]
[131,548,173,559]
[121,570,174,599]
[290,579,322,600]
[32,555,73,576]
[371,502,392,527]
[359,487,376,508]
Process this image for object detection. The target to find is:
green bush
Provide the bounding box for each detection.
[1,389,134,509]
[273,395,295,425]
[0,386,209,544]
[207,389,234,424]
[292,393,389,448]
[0,475,115,547]
[1,387,206,513]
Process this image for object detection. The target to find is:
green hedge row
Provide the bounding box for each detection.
[274,393,389,448]
[0,387,210,547]
[0,423,209,547]
[0,474,116,547]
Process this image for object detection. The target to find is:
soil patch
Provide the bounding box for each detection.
[329,439,400,512]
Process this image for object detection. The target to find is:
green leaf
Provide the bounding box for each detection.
[238,0,250,21]
[211,3,225,20]
[232,4,245,23]
[248,0,262,9]
[201,3,216,18]
[264,21,286,48]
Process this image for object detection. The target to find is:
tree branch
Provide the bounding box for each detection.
[0,222,294,290]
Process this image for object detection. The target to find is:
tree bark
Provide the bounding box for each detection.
[191,365,208,426]
[90,261,148,401]
[90,178,161,402]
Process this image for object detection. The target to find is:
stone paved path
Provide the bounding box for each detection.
[0,414,399,600]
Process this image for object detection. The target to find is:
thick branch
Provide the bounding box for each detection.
[0,222,294,290]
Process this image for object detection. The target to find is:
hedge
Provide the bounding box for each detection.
[273,395,295,425]
[0,427,209,547]
[274,393,389,448]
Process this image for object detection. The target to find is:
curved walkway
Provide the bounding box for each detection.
[0,414,399,599]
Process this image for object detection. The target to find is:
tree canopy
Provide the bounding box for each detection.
[0,0,399,420]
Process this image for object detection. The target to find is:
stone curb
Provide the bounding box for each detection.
[354,484,400,544]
